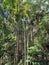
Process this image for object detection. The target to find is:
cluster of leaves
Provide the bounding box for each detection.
[26,0,49,64]
[0,0,17,65]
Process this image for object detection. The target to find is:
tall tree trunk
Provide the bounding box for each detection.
[26,33,29,65]
[14,21,19,65]
[23,22,27,65]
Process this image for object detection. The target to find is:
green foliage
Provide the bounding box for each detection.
[0,0,49,65]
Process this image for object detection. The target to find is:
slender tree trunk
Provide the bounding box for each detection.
[26,33,29,65]
[14,21,19,65]
[30,25,34,46]
[23,22,27,65]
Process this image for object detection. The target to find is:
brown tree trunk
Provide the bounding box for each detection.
[14,21,19,65]
[23,22,27,65]
[26,33,29,65]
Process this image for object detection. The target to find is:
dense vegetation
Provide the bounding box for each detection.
[0,0,49,65]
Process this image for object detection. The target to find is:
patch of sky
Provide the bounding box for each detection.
[22,17,28,22]
[22,0,26,4]
[4,11,10,17]
[45,1,48,5]
[47,8,49,12]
